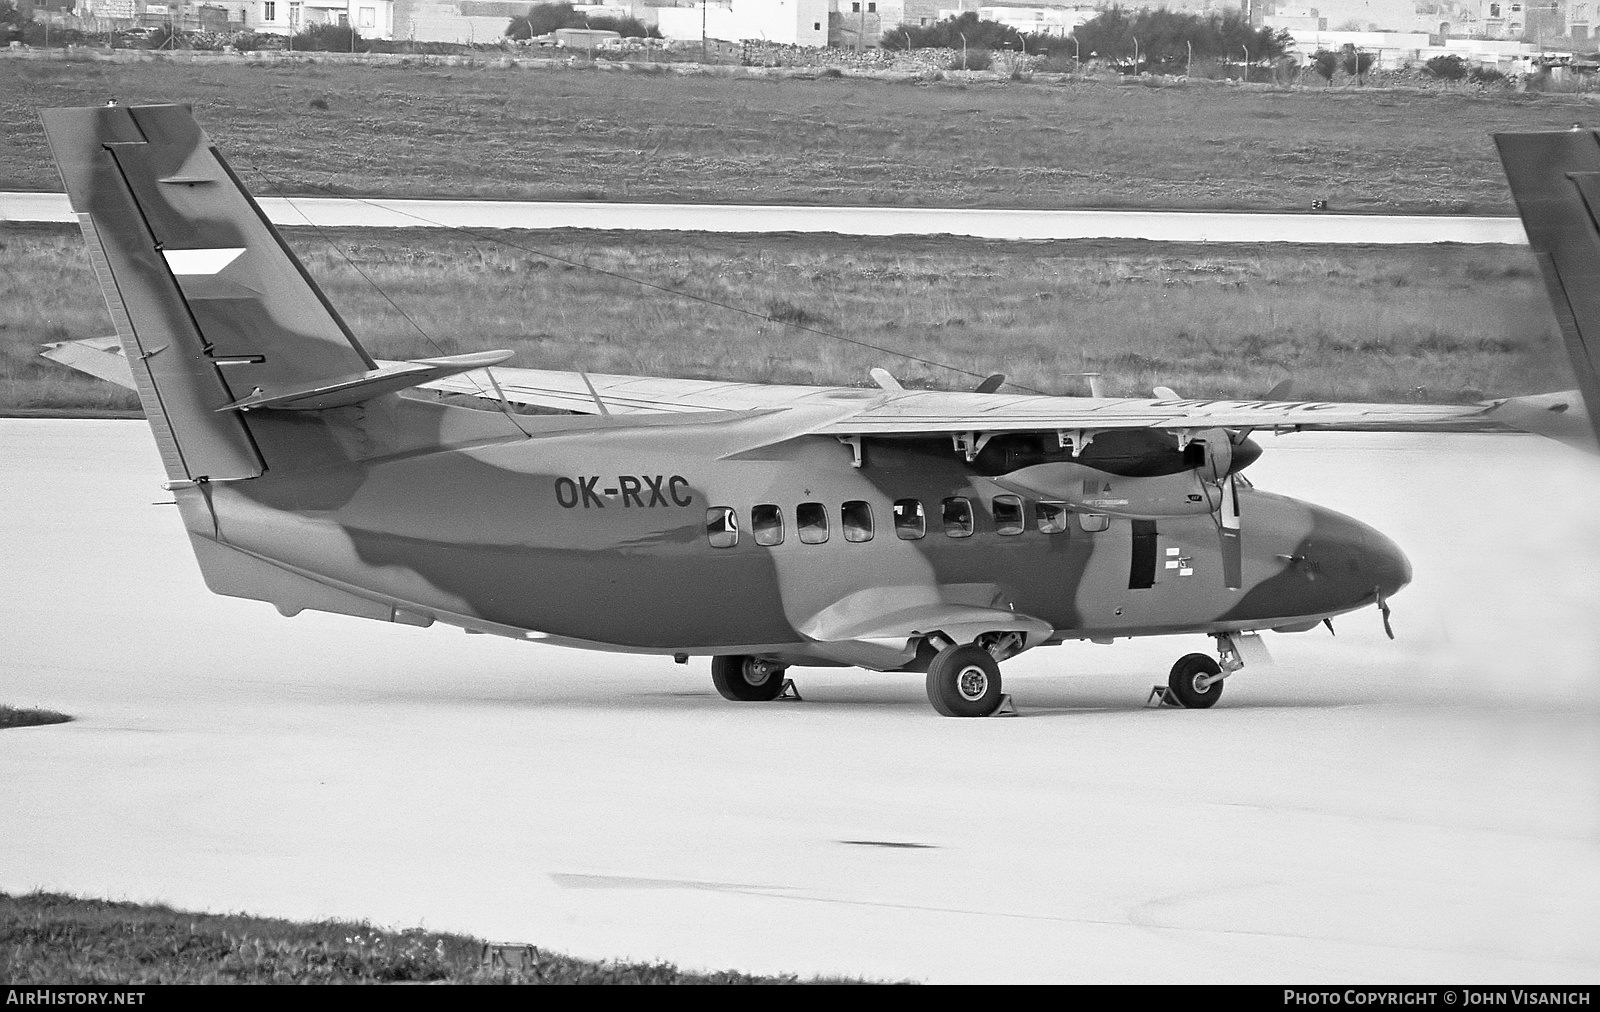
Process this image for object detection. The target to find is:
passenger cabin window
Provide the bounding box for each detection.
[752,504,784,546]
[1079,513,1110,533]
[1037,501,1069,534]
[706,507,738,548]
[993,495,1024,536]
[842,500,874,542]
[893,498,925,540]
[797,502,829,544]
[942,497,973,538]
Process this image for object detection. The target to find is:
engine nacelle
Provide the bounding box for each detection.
[993,462,1224,519]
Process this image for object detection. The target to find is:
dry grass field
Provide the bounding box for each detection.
[1,222,1569,414]
[3,58,1600,212]
[0,890,819,983]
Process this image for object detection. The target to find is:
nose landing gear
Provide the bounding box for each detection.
[1159,633,1250,709]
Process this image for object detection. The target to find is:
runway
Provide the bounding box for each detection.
[0,190,1529,244]
[2,420,1597,983]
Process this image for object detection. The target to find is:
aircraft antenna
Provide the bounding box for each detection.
[245,173,1051,396]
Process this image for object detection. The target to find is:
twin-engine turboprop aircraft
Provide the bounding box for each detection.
[38,104,1600,716]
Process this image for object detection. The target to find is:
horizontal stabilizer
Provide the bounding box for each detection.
[41,336,134,390]
[217,349,514,412]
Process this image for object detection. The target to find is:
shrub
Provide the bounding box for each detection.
[1425,54,1467,80]
[950,47,993,71]
[1340,45,1374,80]
[886,11,1018,51]
[291,22,364,52]
[1310,49,1338,82]
[1469,65,1507,86]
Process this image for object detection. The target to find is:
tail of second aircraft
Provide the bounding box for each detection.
[41,103,513,486]
[1496,129,1600,448]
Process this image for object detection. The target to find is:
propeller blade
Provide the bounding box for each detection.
[1219,474,1243,589]
[869,367,905,392]
[1375,588,1395,639]
[1197,428,1234,484]
[974,374,1006,394]
[1263,378,1295,401]
[1154,385,1181,400]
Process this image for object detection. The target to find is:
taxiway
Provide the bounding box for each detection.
[2,420,1596,983]
[0,191,1530,244]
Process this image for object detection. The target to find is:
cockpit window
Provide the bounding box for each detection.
[706,506,738,548]
[797,501,829,544]
[842,500,874,542]
[942,497,973,538]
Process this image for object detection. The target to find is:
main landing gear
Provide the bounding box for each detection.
[925,643,1004,718]
[711,655,788,702]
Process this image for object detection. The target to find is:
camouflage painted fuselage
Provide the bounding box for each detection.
[188,399,1410,670]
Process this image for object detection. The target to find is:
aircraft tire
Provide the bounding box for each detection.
[711,655,786,702]
[925,644,1003,718]
[1167,653,1224,709]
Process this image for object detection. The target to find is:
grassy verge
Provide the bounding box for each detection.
[0,890,825,983]
[0,706,72,729]
[3,59,1599,212]
[1,222,1570,413]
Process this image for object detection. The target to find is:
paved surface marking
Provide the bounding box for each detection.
[2,421,1596,983]
[0,191,1530,244]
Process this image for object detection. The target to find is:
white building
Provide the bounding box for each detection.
[248,0,395,38]
[933,5,1092,36]
[656,0,828,46]
[1284,27,1541,67]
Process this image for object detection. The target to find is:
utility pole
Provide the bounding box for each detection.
[1241,42,1249,82]
[701,1,707,63]
[857,0,864,54]
[1186,38,1192,77]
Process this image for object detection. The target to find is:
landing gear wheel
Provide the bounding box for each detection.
[711,655,786,702]
[1168,652,1224,709]
[925,643,1003,718]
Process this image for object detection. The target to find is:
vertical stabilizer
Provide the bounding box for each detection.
[41,104,376,482]
[1495,130,1600,447]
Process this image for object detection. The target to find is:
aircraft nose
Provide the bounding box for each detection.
[1364,527,1413,600]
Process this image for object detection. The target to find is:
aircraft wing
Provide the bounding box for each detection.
[424,367,882,414]
[437,365,1589,442]
[39,338,1593,448]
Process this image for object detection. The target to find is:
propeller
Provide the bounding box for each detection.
[1196,428,1243,589]
[974,374,1006,394]
[1155,380,1289,592]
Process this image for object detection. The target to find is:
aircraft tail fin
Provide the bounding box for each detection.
[39,103,456,484]
[1495,130,1600,447]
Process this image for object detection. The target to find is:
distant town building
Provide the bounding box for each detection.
[655,0,828,47]
[244,0,394,37]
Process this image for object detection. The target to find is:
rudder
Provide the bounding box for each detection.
[42,103,376,482]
